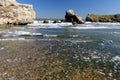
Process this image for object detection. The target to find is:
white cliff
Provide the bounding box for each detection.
[0,0,16,6]
[0,0,35,25]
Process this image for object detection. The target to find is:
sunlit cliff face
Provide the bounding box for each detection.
[0,0,35,25]
[0,0,17,6]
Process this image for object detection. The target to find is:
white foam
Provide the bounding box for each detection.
[71,26,109,29]
[27,21,120,29]
[112,56,120,61]
[33,20,40,24]
[3,31,42,37]
[29,21,120,26]
[0,47,4,50]
[14,31,42,36]
[91,55,101,59]
[28,24,62,29]
[44,34,57,37]
[113,32,120,34]
[14,31,31,35]
[30,33,43,36]
[71,22,120,29]
[71,35,79,37]
[71,40,93,43]
[0,38,25,41]
[85,22,92,24]
[27,22,72,28]
[27,20,41,26]
[94,22,120,25]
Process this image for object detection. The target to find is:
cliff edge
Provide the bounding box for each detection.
[0,0,35,25]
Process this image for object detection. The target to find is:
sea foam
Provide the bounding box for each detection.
[112,56,120,61]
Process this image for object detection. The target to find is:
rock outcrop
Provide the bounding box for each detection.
[0,0,35,25]
[65,9,84,24]
[0,0,16,6]
[43,20,49,23]
[86,14,120,22]
[53,20,62,23]
[86,14,99,22]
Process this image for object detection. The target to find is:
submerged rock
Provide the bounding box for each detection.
[86,14,120,22]
[0,0,35,25]
[65,9,85,24]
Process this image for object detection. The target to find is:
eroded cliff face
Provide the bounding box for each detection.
[0,0,16,6]
[0,0,35,25]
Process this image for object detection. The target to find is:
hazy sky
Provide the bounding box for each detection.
[17,0,120,19]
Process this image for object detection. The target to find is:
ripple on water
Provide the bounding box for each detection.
[112,56,120,61]
[0,47,4,50]
[0,38,26,41]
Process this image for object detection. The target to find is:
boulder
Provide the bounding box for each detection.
[43,20,49,23]
[0,0,35,25]
[65,9,84,24]
[53,20,61,23]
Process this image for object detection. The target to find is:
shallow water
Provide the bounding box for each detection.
[0,21,120,79]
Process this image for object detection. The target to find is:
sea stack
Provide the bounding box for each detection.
[65,9,84,24]
[0,0,35,25]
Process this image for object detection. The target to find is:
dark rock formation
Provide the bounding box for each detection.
[65,9,84,24]
[86,14,120,22]
[114,14,120,22]
[53,20,61,23]
[0,0,35,25]
[43,20,49,23]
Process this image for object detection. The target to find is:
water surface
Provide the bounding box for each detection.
[0,21,120,80]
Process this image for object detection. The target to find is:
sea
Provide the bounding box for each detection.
[0,20,120,79]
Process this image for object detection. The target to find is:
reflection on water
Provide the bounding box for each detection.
[0,22,120,79]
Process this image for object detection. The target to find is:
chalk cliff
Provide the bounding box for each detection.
[0,0,35,25]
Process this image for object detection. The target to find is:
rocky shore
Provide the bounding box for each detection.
[64,10,120,24]
[0,1,120,25]
[0,0,35,25]
[86,14,120,22]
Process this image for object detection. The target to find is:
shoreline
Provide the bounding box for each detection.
[0,20,120,80]
[1,15,120,27]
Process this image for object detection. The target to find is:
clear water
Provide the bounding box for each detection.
[0,22,120,53]
[1,22,120,58]
[0,21,120,79]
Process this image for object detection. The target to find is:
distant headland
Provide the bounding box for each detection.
[64,9,120,24]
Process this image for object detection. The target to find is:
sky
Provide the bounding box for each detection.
[17,0,120,19]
